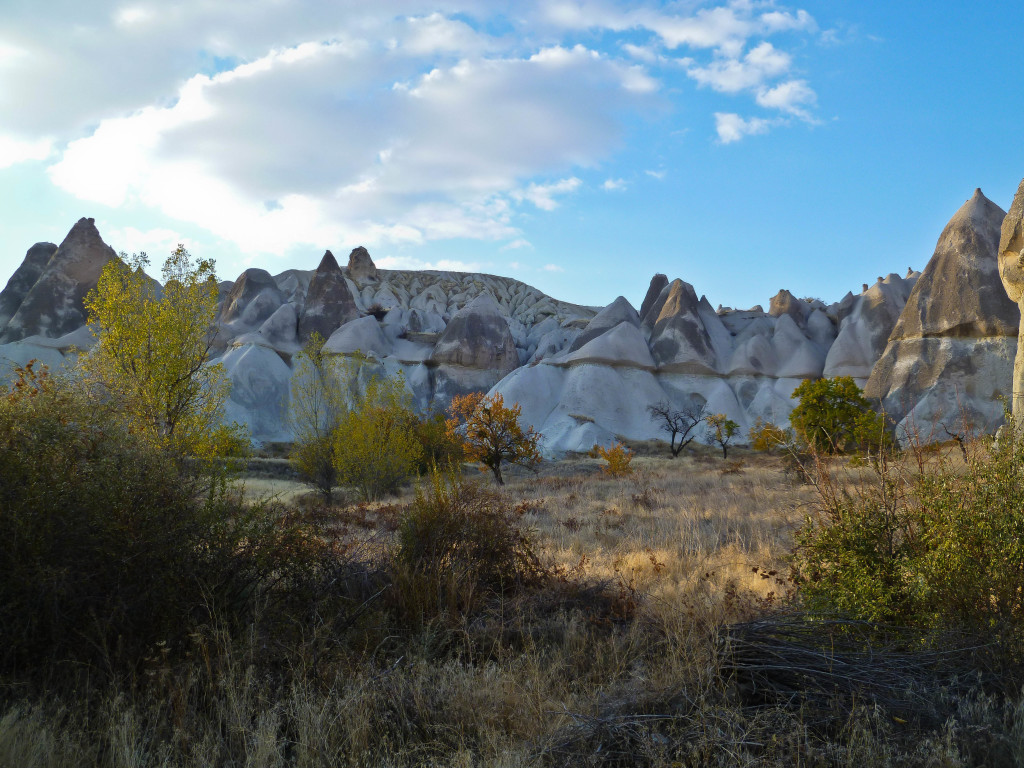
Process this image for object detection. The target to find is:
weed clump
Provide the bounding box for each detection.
[390,468,546,622]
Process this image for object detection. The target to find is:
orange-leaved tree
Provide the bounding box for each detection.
[446,392,541,485]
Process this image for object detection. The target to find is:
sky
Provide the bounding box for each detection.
[2,0,1023,311]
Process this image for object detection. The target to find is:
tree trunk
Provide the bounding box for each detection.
[491,463,504,485]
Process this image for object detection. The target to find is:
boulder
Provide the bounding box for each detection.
[866,188,1018,437]
[0,218,117,343]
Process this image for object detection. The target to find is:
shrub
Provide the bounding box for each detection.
[334,374,422,501]
[793,423,1024,640]
[413,409,464,473]
[595,441,635,476]
[0,363,307,676]
[391,468,544,621]
[748,418,791,452]
[789,376,890,455]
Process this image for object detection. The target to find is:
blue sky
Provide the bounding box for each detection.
[1,1,1022,311]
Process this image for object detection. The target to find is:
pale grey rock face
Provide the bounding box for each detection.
[768,288,807,325]
[323,315,392,358]
[1,218,117,344]
[639,273,669,323]
[0,242,56,332]
[347,246,378,282]
[998,178,1024,417]
[219,344,293,442]
[429,294,519,375]
[299,251,360,343]
[823,273,917,382]
[568,295,640,352]
[866,189,1018,437]
[648,280,717,374]
[220,268,285,330]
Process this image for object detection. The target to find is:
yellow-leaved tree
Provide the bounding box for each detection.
[333,374,422,501]
[446,392,541,485]
[83,246,240,458]
[289,332,348,500]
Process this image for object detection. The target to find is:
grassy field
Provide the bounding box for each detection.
[3,445,1022,767]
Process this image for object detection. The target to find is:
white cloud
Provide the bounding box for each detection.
[542,264,565,272]
[686,42,791,93]
[602,178,627,191]
[105,225,200,259]
[714,112,774,143]
[376,255,483,272]
[2,2,818,260]
[645,169,666,179]
[512,177,582,211]
[501,238,532,251]
[0,135,52,168]
[756,78,816,117]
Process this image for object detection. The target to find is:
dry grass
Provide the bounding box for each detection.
[2,447,1016,766]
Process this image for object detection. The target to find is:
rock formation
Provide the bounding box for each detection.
[298,251,359,343]
[347,246,378,282]
[866,189,1018,438]
[3,185,1019,450]
[0,218,116,344]
[998,178,1024,418]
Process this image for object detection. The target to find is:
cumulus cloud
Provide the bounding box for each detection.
[602,178,627,191]
[0,135,52,168]
[512,177,583,211]
[756,78,816,117]
[542,264,565,272]
[714,112,775,143]
[686,42,791,93]
[1,1,819,257]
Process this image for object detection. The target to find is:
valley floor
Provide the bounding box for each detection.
[3,448,1021,766]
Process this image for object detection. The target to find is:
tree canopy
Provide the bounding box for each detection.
[447,392,541,484]
[83,246,238,457]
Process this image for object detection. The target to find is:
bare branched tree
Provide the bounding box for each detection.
[647,401,707,458]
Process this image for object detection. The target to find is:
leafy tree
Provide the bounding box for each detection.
[334,374,422,501]
[289,332,347,500]
[83,246,238,457]
[706,413,739,459]
[748,418,791,453]
[789,376,889,454]
[446,392,541,485]
[647,401,707,457]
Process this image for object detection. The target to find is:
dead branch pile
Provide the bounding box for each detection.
[722,612,1002,728]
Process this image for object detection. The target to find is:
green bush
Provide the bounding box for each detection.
[793,423,1024,639]
[390,468,544,622]
[334,374,423,501]
[789,376,890,454]
[413,409,464,474]
[0,363,309,676]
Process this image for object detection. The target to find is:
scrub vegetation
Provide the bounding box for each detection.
[4,340,1024,765]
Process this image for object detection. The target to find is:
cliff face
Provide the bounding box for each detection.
[866,189,1018,438]
[2,187,1019,449]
